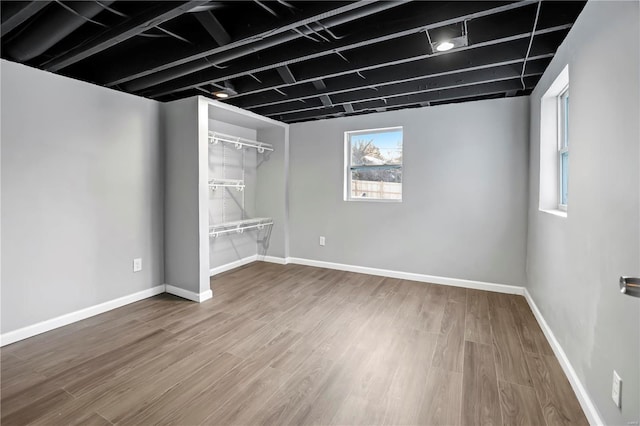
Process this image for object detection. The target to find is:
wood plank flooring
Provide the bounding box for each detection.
[1,262,588,425]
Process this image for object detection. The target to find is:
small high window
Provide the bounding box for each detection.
[539,65,569,216]
[344,127,403,201]
[558,87,569,209]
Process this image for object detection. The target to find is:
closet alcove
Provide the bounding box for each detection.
[163,96,289,301]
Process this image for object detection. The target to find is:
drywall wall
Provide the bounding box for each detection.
[256,126,289,259]
[526,1,639,424]
[162,97,210,296]
[1,59,163,333]
[162,97,200,294]
[289,96,529,286]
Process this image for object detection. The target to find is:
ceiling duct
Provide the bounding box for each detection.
[4,1,114,62]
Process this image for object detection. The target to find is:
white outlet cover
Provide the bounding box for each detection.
[612,370,622,408]
[133,258,142,272]
[319,236,325,246]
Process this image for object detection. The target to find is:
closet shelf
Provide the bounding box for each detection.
[209,178,245,191]
[209,217,273,238]
[208,131,274,153]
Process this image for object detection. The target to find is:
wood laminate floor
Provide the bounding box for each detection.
[1,262,588,425]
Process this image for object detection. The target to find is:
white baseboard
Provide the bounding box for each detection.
[286,257,524,295]
[209,255,258,276]
[523,289,603,426]
[258,255,289,265]
[0,285,166,347]
[165,284,212,303]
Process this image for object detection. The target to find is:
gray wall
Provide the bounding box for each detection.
[289,97,529,286]
[256,126,289,259]
[162,97,210,295]
[1,60,163,333]
[526,2,639,424]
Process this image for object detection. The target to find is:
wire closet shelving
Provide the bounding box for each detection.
[209,131,274,238]
[208,131,274,153]
[209,178,245,191]
[209,218,274,238]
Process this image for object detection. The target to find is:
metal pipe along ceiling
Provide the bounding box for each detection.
[123,0,411,93]
[4,1,115,62]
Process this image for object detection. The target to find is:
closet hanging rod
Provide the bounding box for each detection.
[209,217,274,238]
[208,131,274,153]
[210,217,273,230]
[209,178,245,191]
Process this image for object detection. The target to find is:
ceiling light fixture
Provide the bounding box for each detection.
[435,41,455,52]
[212,80,237,99]
[429,34,468,53]
[425,20,469,54]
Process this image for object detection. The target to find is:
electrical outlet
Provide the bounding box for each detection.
[319,236,326,246]
[612,370,622,408]
[133,258,142,272]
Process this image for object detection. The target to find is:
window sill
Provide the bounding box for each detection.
[540,208,567,218]
[346,198,403,203]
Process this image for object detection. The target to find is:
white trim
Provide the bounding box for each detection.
[286,257,524,294]
[540,208,568,218]
[165,284,212,303]
[540,65,570,213]
[523,289,604,426]
[0,285,166,347]
[209,255,258,276]
[257,255,289,265]
[199,96,288,127]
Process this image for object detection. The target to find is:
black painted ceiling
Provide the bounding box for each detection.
[1,1,585,123]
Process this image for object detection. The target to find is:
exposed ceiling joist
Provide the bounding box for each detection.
[277,77,538,122]
[243,54,552,111]
[1,1,49,38]
[144,0,539,98]
[1,0,586,124]
[225,23,571,106]
[262,71,545,118]
[276,65,296,84]
[105,1,405,88]
[253,61,549,117]
[194,11,231,46]
[229,24,570,111]
[43,1,206,72]
[122,1,409,92]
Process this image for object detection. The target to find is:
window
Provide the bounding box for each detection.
[539,65,569,216]
[344,127,403,201]
[558,87,569,209]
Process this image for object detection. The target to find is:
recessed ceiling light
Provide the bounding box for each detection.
[435,41,455,52]
[426,28,469,54]
[212,80,238,99]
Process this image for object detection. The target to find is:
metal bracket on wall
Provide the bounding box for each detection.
[619,276,640,297]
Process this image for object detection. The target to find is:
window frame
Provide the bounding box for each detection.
[344,126,403,202]
[557,85,569,211]
[539,64,569,217]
